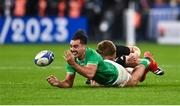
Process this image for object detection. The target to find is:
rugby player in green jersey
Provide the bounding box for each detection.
[47,29,156,88]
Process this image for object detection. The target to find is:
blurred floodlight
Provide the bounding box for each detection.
[99,21,109,32]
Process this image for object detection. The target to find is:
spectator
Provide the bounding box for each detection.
[38,0,47,16]
[135,0,150,41]
[84,0,102,40]
[13,0,27,16]
[100,0,130,40]
[111,0,130,40]
[57,0,67,17]
[26,0,38,16]
[68,0,84,18]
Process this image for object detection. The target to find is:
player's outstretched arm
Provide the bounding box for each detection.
[64,50,97,79]
[47,74,75,88]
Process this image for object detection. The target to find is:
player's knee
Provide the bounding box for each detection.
[126,79,139,87]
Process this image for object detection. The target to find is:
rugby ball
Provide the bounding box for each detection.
[34,50,55,66]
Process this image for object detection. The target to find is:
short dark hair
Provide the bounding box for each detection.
[96,40,116,56]
[72,29,88,44]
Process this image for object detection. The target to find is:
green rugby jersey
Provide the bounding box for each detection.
[66,48,118,86]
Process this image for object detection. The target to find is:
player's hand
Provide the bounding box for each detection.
[126,53,138,63]
[64,50,76,66]
[47,75,60,87]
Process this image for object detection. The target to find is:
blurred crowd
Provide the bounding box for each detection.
[0,0,180,41]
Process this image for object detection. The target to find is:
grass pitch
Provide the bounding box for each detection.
[0,43,180,105]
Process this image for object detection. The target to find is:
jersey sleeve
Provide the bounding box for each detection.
[86,50,101,65]
[87,54,99,65]
[66,64,76,74]
[115,45,130,57]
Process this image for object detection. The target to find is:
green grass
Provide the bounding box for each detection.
[0,43,180,105]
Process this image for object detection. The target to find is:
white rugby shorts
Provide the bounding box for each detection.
[104,59,132,87]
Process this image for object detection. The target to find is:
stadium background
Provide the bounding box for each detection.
[0,0,180,105]
[0,0,180,44]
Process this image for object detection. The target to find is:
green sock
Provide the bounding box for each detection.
[140,58,150,68]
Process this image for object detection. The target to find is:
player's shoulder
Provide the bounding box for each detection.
[115,44,128,49]
[115,44,130,51]
[115,44,130,55]
[86,47,97,54]
[86,48,95,54]
[86,48,102,58]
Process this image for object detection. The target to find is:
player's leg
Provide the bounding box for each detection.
[125,64,147,87]
[98,59,148,87]
[126,67,134,73]
[126,51,164,86]
[133,51,164,82]
[144,51,164,75]
[125,52,164,76]
[125,55,154,86]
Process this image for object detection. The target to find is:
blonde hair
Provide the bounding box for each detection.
[96,40,116,57]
